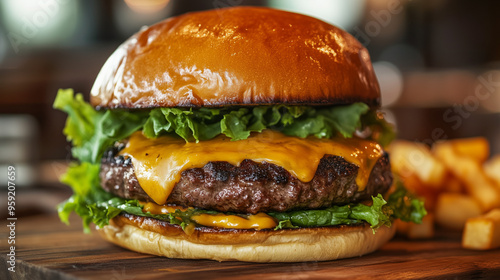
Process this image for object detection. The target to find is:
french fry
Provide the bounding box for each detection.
[414,185,439,212]
[390,136,500,245]
[389,141,417,178]
[395,214,434,239]
[484,155,500,187]
[450,137,489,163]
[433,142,500,211]
[443,173,465,194]
[435,193,482,230]
[398,213,434,239]
[390,140,446,189]
[462,209,500,250]
[395,171,421,193]
[408,214,434,239]
[393,173,438,211]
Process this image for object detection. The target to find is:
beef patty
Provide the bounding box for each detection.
[100,143,392,214]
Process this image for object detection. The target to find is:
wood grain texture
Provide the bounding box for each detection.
[1,214,499,280]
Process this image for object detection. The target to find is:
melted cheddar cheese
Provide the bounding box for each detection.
[191,213,277,230]
[142,202,187,214]
[141,202,277,230]
[121,130,383,205]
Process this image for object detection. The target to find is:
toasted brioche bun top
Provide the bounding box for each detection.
[91,7,380,109]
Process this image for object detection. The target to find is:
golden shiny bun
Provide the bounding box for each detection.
[91,7,380,109]
[98,215,395,262]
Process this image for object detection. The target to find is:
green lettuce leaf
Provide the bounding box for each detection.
[142,103,391,142]
[268,185,426,230]
[57,162,116,233]
[73,109,148,163]
[220,108,253,140]
[361,110,396,147]
[53,88,98,147]
[387,181,427,223]
[350,195,392,228]
[268,194,391,229]
[53,89,148,163]
[268,184,427,229]
[280,103,370,138]
[54,89,395,149]
[275,220,298,230]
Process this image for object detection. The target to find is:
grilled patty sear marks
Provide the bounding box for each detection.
[100,143,392,214]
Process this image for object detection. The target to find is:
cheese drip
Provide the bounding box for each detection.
[142,202,187,214]
[121,130,383,205]
[192,213,277,230]
[141,202,277,230]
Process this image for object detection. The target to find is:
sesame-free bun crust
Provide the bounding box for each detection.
[91,7,380,109]
[98,214,395,262]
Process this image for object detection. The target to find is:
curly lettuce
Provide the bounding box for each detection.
[54,89,394,162]
[53,89,148,163]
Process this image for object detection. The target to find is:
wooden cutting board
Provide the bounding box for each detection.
[1,213,499,280]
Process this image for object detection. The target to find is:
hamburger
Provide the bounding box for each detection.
[54,7,425,262]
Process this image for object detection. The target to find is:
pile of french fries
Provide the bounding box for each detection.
[389,137,500,250]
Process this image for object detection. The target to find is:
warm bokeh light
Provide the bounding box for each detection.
[0,115,37,187]
[267,0,365,30]
[0,28,6,62]
[114,0,173,36]
[478,70,500,113]
[373,61,403,107]
[0,0,79,48]
[124,0,170,14]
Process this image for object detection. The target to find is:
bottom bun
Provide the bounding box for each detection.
[98,214,395,262]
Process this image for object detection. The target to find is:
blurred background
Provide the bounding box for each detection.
[0,0,499,216]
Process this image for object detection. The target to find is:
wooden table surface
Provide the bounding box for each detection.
[1,213,500,280]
